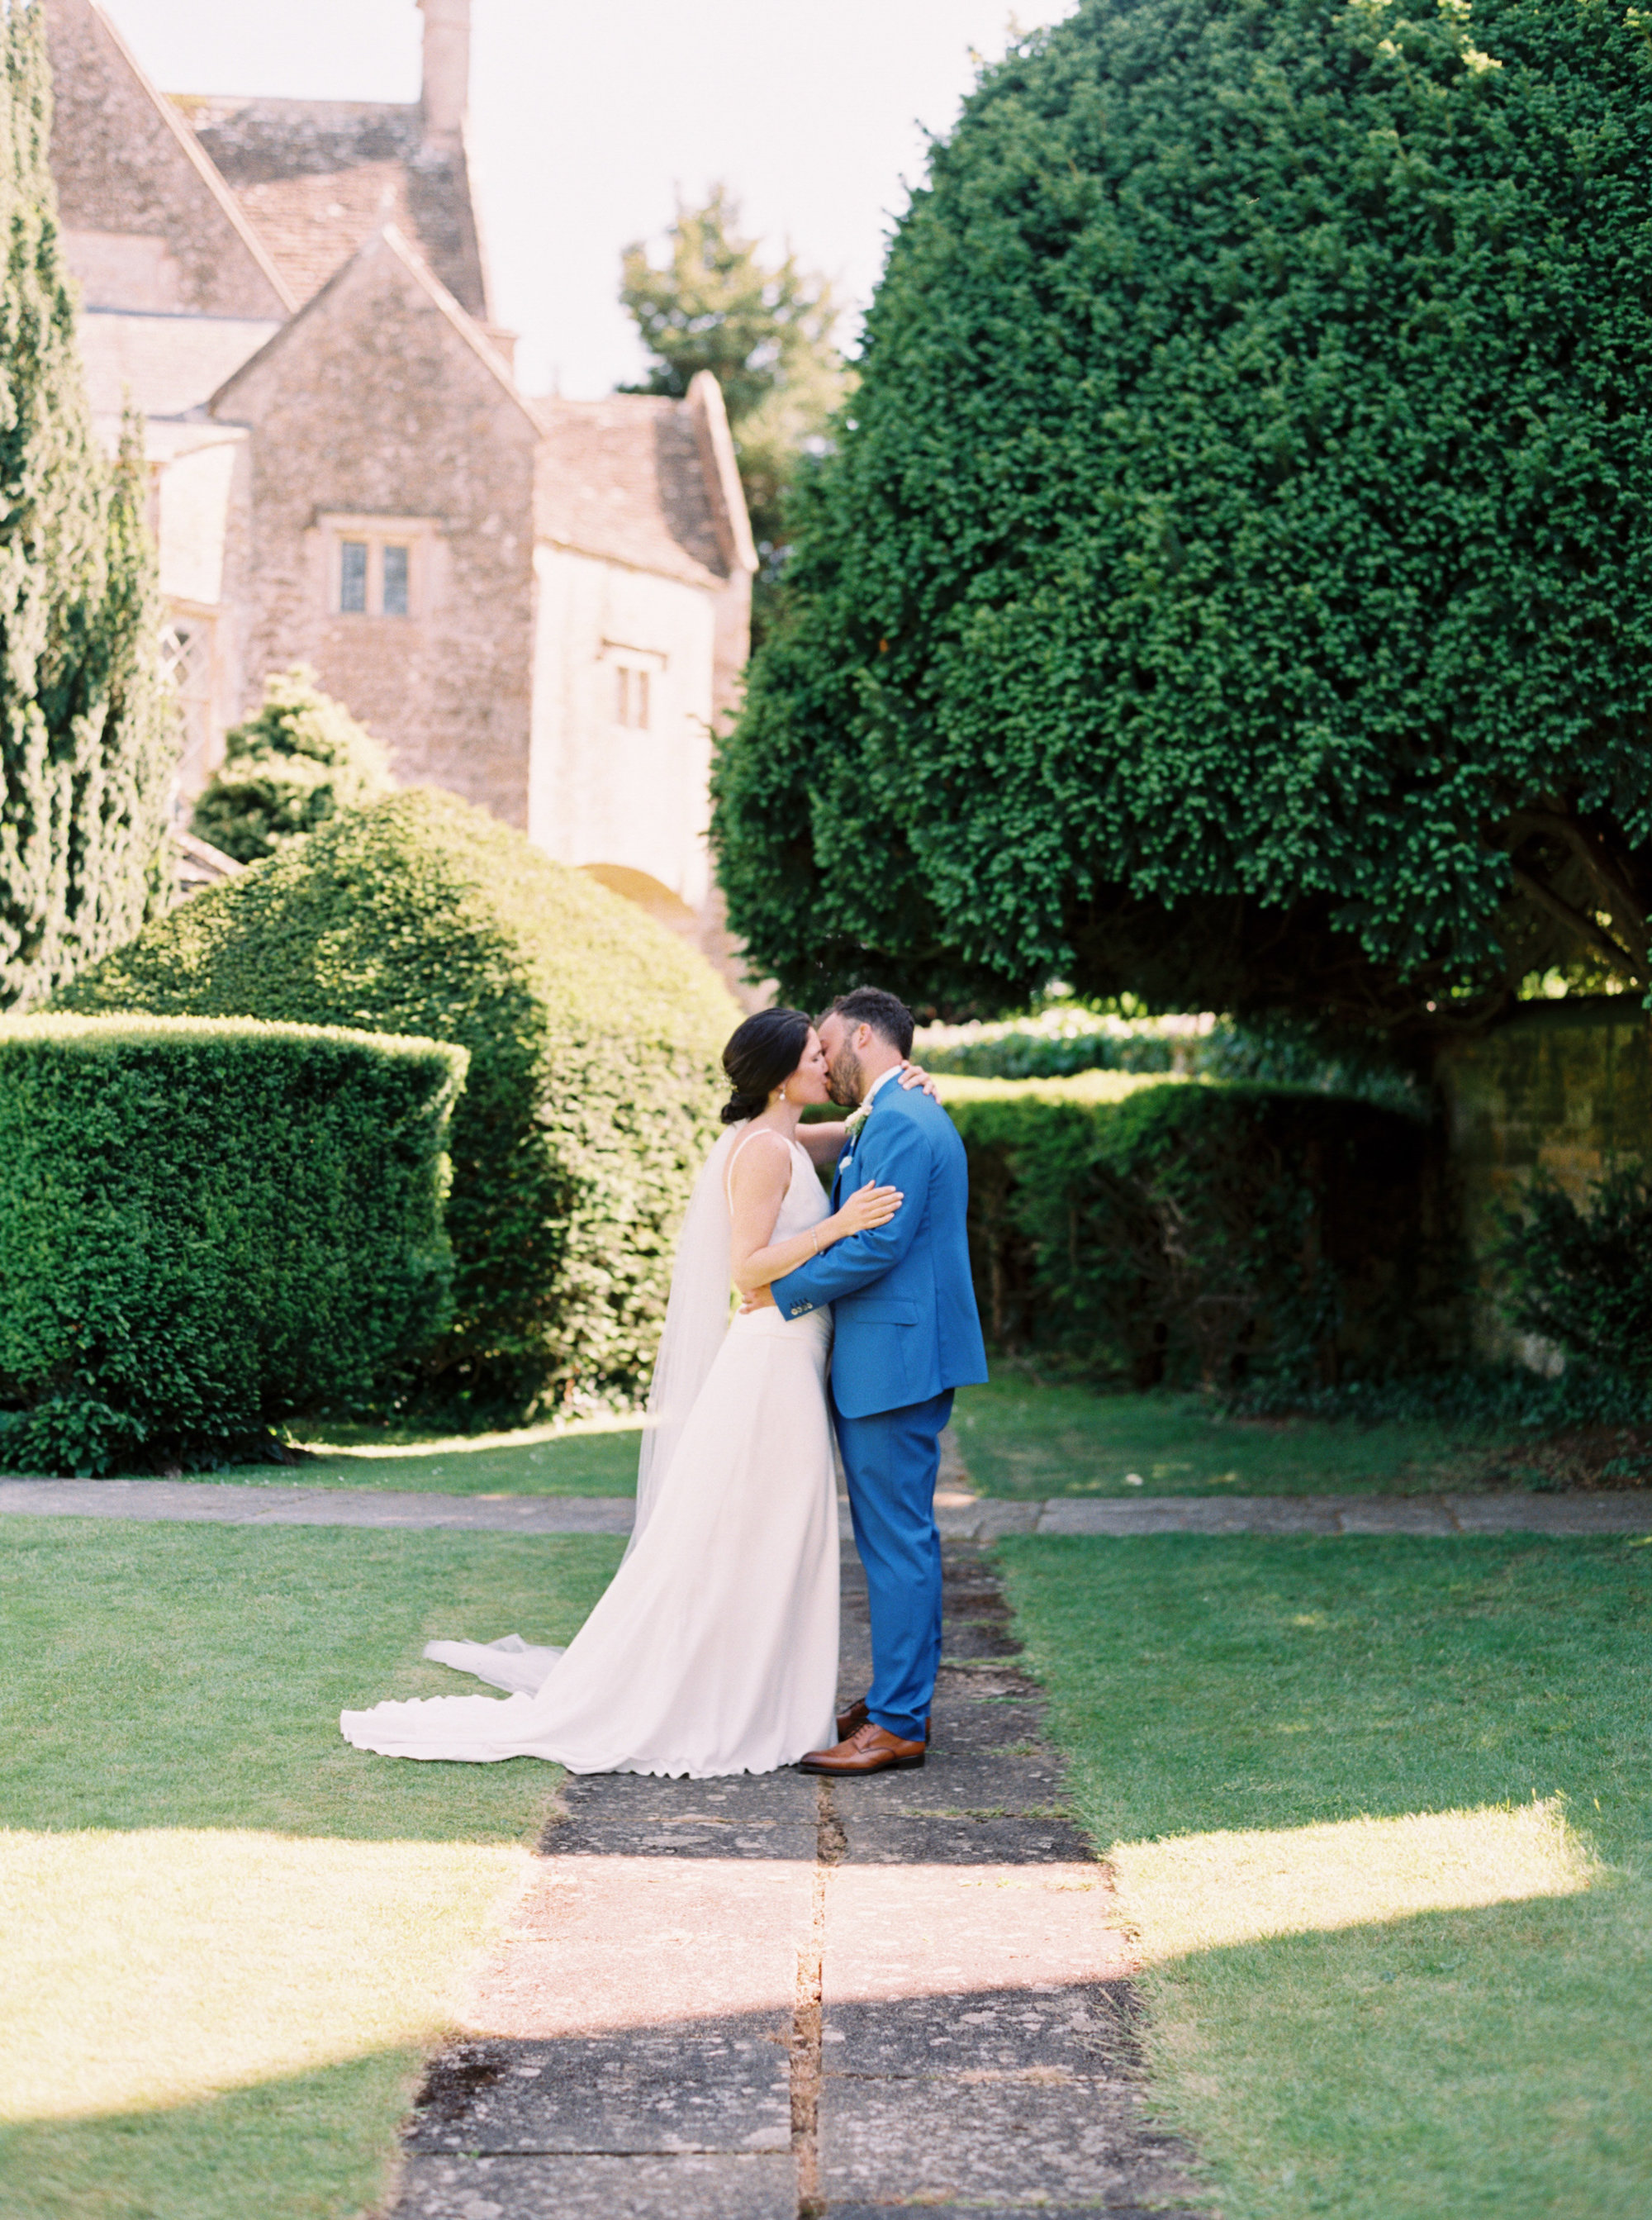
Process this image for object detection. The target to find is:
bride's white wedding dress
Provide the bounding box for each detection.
[339,1124,839,1777]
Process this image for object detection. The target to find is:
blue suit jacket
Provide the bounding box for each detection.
[771,1082,988,1419]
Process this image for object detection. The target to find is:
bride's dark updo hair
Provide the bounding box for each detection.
[721,1007,811,1125]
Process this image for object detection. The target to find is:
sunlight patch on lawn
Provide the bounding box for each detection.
[0,1828,529,2121]
[1113,1799,1597,1963]
[295,1412,648,1461]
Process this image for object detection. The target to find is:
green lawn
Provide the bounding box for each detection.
[0,1518,624,2219]
[954,1377,1494,1496]
[1002,1533,1652,2220]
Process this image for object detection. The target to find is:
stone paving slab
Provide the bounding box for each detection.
[827,1980,1128,2076]
[824,1861,1122,2008]
[0,1476,638,1533]
[1032,1489,1652,1536]
[833,1810,1097,1867]
[406,2027,792,2154]
[397,2151,797,2218]
[1446,1490,1652,1532]
[458,1852,814,2041]
[6,1473,1645,1536]
[819,2074,1196,2208]
[826,2206,1206,2219]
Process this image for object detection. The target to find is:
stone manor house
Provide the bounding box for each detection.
[48,0,757,966]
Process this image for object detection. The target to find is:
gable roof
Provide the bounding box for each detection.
[175,94,491,322]
[46,0,293,319]
[536,396,738,591]
[208,224,537,435]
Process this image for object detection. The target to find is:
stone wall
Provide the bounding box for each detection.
[528,545,717,909]
[210,232,538,827]
[1435,997,1652,1360]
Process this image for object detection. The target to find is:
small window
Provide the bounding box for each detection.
[326,518,433,619]
[615,666,651,730]
[381,544,410,617]
[339,540,368,614]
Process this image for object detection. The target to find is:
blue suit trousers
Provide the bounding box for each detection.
[833,1386,954,1742]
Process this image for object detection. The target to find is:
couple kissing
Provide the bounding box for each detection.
[341,985,989,1780]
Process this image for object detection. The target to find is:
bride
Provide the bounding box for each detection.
[339,1008,918,1778]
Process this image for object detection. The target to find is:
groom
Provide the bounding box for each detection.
[765,985,988,1776]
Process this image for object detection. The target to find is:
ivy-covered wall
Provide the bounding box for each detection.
[1436,1001,1652,1360]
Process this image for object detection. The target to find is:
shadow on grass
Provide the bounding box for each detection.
[0,1519,623,1841]
[0,2050,425,2220]
[1001,1533,1652,2220]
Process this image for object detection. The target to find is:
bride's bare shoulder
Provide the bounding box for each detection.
[727,1126,794,1191]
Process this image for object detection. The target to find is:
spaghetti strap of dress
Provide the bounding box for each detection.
[724,1123,796,1208]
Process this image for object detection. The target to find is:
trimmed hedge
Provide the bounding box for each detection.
[60,789,741,1422]
[0,1014,465,1475]
[941,1076,1460,1389]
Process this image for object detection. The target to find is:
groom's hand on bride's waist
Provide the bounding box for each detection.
[738,1285,777,1314]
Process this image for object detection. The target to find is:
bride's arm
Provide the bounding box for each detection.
[798,1120,847,1167]
[796,1063,941,1168]
[730,1133,904,1296]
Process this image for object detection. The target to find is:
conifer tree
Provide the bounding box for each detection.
[620,188,849,628]
[0,0,173,1010]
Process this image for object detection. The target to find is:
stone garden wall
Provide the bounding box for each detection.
[1436,999,1652,1361]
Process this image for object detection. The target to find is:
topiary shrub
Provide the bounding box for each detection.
[942,1076,1457,1390]
[60,789,741,1423]
[190,667,395,864]
[0,1014,464,1475]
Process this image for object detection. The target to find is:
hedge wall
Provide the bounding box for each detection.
[59,789,741,1422]
[0,1015,465,1474]
[941,1075,1460,1389]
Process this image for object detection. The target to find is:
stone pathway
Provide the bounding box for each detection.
[392,1537,1205,2220]
[3,1471,1649,1537]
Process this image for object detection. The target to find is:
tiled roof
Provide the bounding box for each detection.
[536,397,730,591]
[77,307,282,419]
[173,95,489,321]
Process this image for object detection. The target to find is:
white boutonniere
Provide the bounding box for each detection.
[843,1102,871,1143]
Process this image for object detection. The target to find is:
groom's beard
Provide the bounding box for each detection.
[825,1047,864,1108]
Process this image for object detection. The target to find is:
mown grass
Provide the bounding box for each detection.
[91,1415,645,1496]
[1002,1533,1652,2220]
[955,1376,1492,1497]
[0,1518,624,2218]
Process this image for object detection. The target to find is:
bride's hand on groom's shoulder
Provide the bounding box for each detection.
[898,1060,940,1099]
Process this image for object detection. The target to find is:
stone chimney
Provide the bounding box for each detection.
[419,0,469,145]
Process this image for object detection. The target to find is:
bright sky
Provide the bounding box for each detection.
[104,1,1079,398]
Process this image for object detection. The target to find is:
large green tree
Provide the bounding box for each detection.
[0,0,173,1010]
[621,187,850,621]
[712,0,1652,1029]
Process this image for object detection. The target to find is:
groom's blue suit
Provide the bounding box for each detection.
[771,1079,988,1742]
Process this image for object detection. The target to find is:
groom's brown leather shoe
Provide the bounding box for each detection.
[837,1696,930,1744]
[800,1722,926,1776]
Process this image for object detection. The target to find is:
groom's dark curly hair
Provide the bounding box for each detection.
[820,986,914,1058]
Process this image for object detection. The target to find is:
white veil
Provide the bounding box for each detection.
[629,1122,743,1551]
